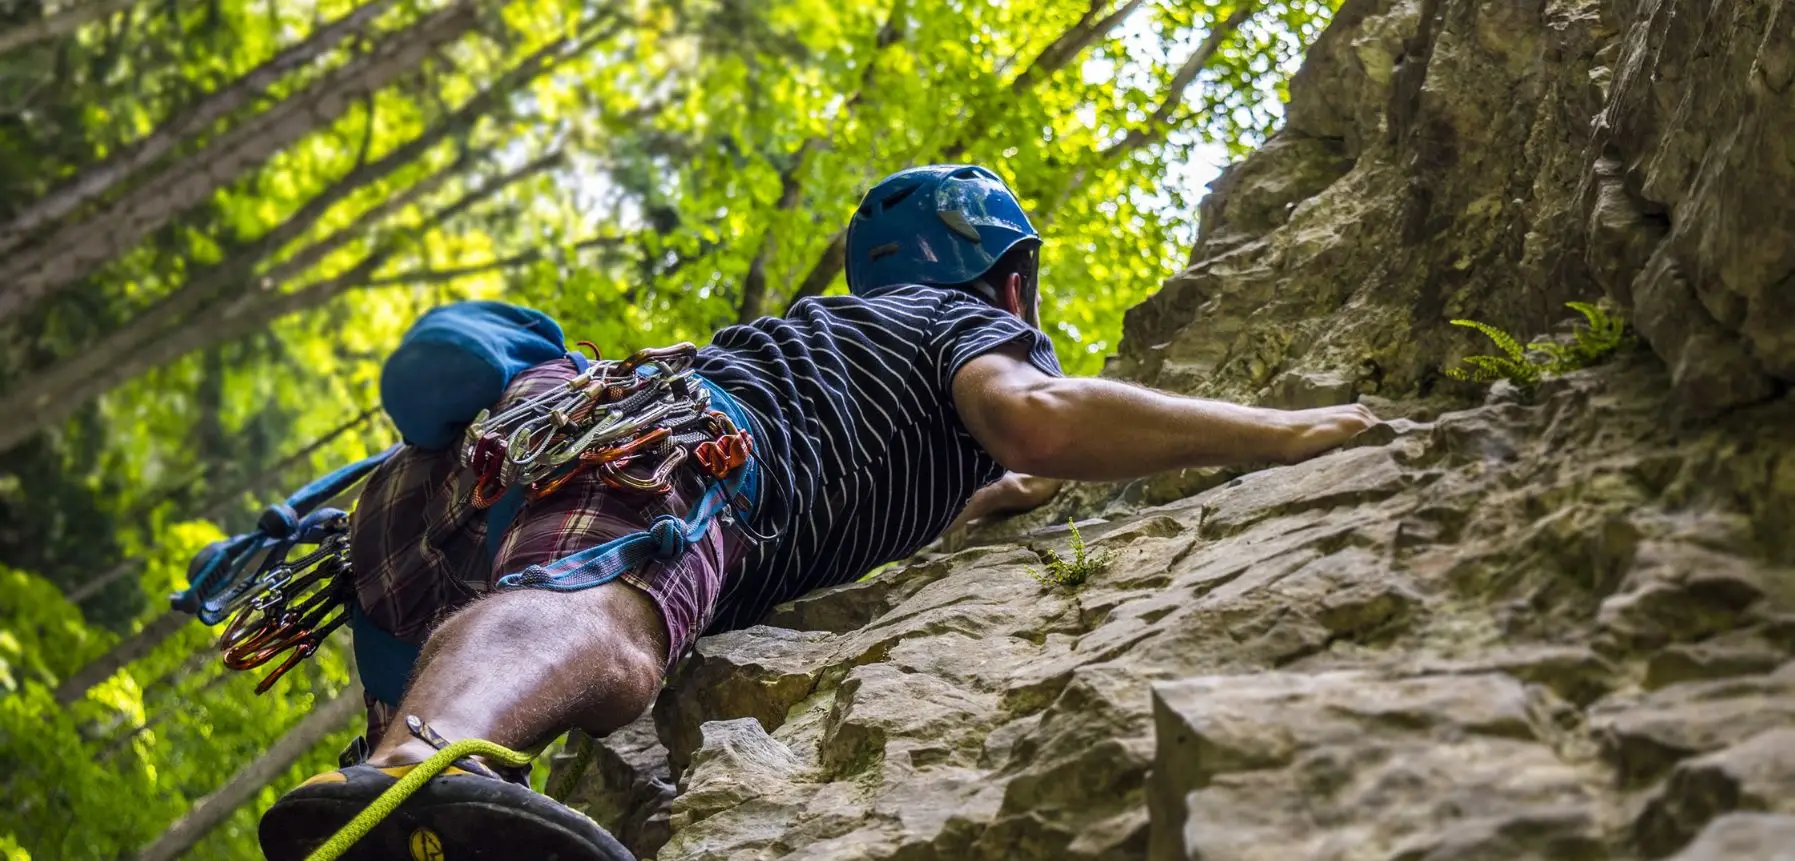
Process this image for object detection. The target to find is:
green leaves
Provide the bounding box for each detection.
[1444,301,1639,390]
[0,0,1339,855]
[1029,520,1116,590]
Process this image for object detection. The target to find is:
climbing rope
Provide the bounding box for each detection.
[303,735,536,861]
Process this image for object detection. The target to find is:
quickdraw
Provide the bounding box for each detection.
[215,528,354,693]
[171,339,760,697]
[457,342,754,509]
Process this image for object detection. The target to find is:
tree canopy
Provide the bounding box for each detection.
[0,0,1333,856]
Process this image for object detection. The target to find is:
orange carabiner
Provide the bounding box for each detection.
[579,427,670,466]
[695,432,753,479]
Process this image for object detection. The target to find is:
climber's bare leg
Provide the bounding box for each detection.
[364,582,669,768]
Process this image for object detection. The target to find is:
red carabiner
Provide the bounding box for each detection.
[469,434,514,508]
[253,638,319,694]
[695,432,754,479]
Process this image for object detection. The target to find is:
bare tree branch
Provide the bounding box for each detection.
[53,611,188,706]
[361,234,626,288]
[0,0,142,58]
[735,4,904,323]
[63,406,381,603]
[1099,3,1255,158]
[132,683,364,861]
[0,0,480,324]
[784,0,1146,312]
[0,0,395,256]
[1036,4,1258,222]
[54,465,377,708]
[94,650,230,761]
[1003,0,1147,96]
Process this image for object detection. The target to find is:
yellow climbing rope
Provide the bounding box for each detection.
[304,738,535,861]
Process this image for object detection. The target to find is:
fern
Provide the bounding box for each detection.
[1029,520,1115,591]
[1453,319,1528,363]
[1444,318,1542,386]
[1445,300,1636,389]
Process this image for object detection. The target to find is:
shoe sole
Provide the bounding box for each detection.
[261,783,634,861]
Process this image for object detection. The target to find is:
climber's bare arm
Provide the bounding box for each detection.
[952,346,1378,482]
[946,471,1065,533]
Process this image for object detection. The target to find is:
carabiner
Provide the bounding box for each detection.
[600,446,686,494]
[506,421,561,468]
[696,432,754,479]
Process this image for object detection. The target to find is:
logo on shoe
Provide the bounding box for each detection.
[410,827,444,861]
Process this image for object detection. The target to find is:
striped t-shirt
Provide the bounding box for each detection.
[692,283,1064,632]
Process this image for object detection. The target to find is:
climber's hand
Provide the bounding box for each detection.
[1278,404,1381,464]
[945,473,1064,536]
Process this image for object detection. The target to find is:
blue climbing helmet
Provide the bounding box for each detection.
[845,164,1042,300]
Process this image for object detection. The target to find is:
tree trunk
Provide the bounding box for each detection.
[0,25,613,455]
[782,231,849,312]
[0,0,140,58]
[63,405,380,603]
[737,139,824,323]
[132,682,365,861]
[14,151,559,442]
[0,0,479,325]
[53,610,189,706]
[782,0,1145,312]
[0,0,395,257]
[735,6,903,323]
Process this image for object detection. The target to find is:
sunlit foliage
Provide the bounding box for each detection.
[0,0,1334,856]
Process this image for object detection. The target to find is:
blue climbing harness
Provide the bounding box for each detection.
[169,301,762,707]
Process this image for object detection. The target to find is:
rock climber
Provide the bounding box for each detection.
[254,163,1380,860]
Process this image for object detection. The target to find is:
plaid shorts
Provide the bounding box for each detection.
[347,357,747,722]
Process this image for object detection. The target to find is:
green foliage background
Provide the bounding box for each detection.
[0,0,1334,856]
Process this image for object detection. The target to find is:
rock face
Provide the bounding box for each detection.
[550,0,1795,857]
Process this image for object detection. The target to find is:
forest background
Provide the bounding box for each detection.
[0,0,1333,856]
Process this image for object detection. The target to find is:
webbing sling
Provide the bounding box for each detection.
[172,445,399,625]
[495,375,760,592]
[351,374,759,707]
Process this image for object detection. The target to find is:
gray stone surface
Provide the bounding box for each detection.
[552,0,1795,856]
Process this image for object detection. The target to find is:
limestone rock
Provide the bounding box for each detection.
[1635,728,1795,857]
[552,0,1795,855]
[1665,814,1795,861]
[548,712,676,859]
[1149,671,1607,861]
[654,625,836,776]
[1589,670,1795,790]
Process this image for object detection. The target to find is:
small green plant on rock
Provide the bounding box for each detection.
[1029,520,1115,591]
[1445,300,1637,389]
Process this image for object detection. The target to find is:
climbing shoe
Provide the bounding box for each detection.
[258,717,634,861]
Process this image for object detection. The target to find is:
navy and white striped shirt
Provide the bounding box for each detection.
[693,284,1063,632]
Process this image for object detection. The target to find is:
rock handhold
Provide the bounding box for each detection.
[1590,671,1795,790]
[1635,727,1795,858]
[1147,671,1602,861]
[548,711,677,860]
[1664,813,1795,861]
